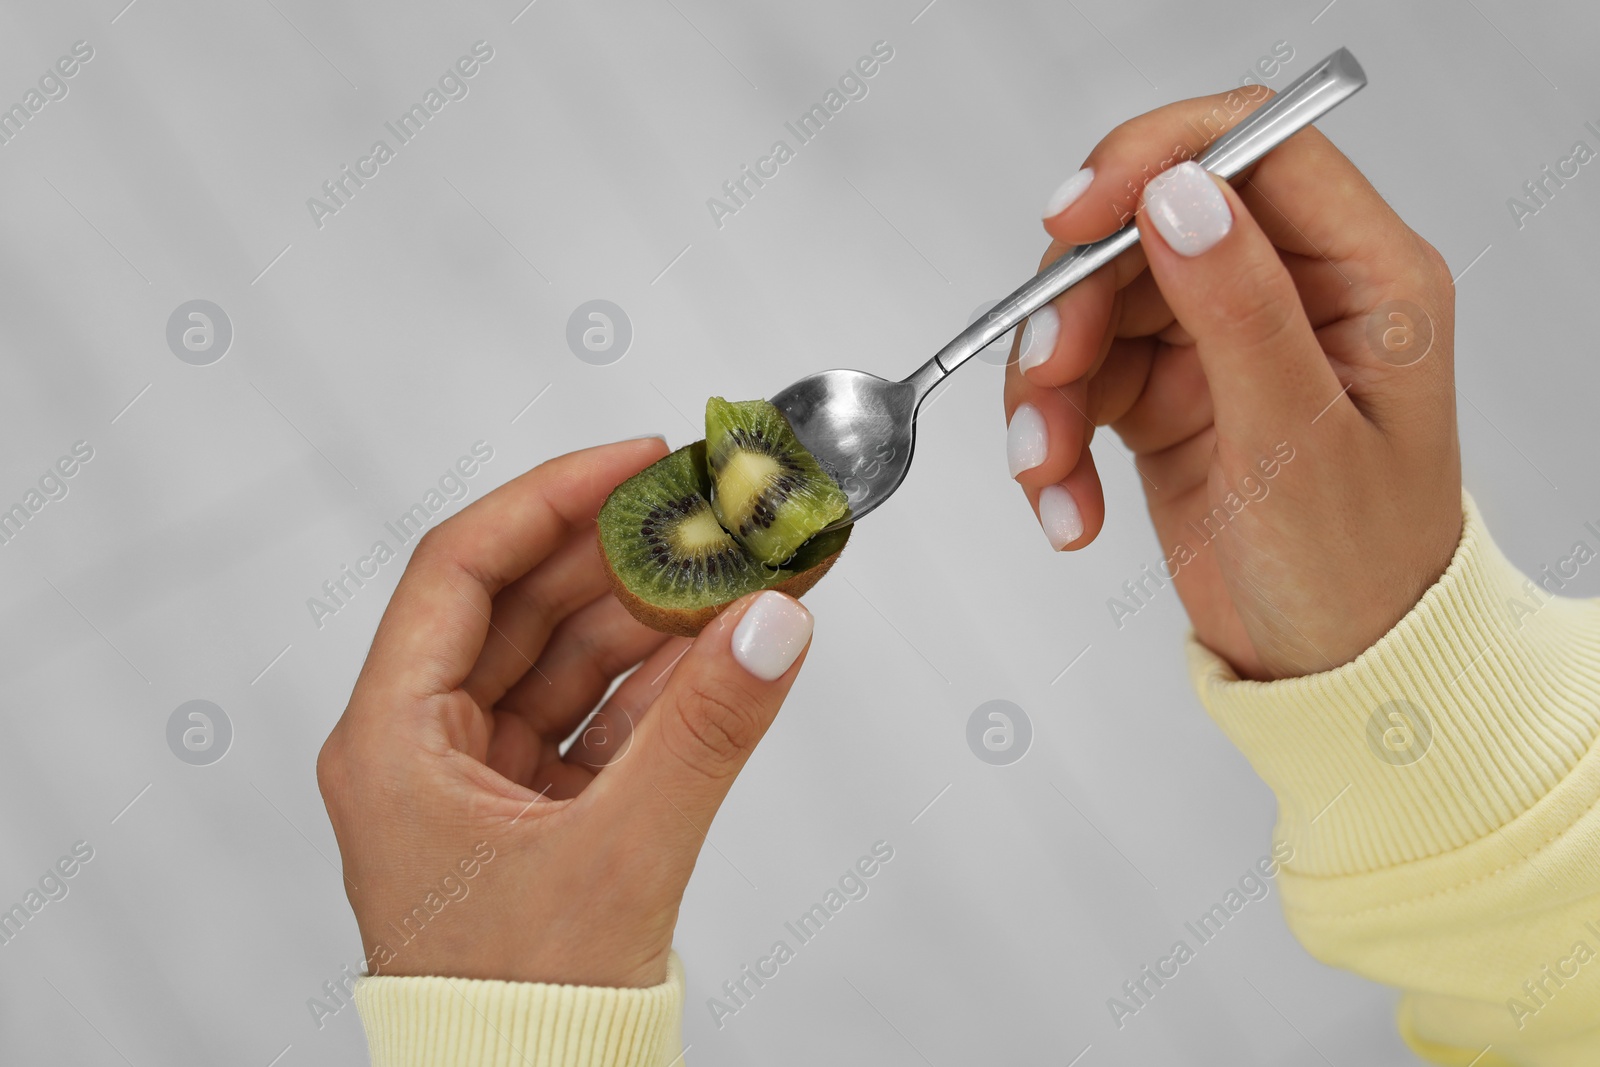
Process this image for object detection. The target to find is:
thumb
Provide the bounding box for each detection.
[1137,160,1343,443]
[592,589,813,860]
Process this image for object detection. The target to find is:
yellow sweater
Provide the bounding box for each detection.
[355,495,1600,1066]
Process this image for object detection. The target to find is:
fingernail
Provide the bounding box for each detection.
[1040,483,1084,550]
[1143,161,1232,257]
[627,433,669,443]
[1043,167,1095,219]
[1018,305,1060,374]
[1006,403,1048,478]
[731,591,813,682]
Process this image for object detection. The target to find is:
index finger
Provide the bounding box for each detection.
[1027,85,1418,396]
[1044,86,1404,274]
[360,437,670,700]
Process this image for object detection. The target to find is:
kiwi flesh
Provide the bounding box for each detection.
[598,440,850,636]
[705,397,850,566]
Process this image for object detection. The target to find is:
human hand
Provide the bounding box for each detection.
[1008,88,1462,680]
[317,438,816,987]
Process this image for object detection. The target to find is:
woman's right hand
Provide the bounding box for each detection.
[1007,88,1463,680]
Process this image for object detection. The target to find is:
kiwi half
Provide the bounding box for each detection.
[706,397,850,566]
[598,419,851,636]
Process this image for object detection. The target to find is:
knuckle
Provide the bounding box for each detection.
[412,523,450,561]
[508,577,558,626]
[315,730,348,804]
[1411,230,1447,268]
[1214,260,1299,351]
[1409,231,1454,290]
[666,677,765,779]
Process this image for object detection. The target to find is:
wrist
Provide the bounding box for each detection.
[1188,490,1600,876]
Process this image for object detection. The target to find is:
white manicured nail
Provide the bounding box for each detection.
[1143,161,1232,257]
[1043,167,1095,219]
[1018,305,1060,374]
[1040,484,1084,549]
[731,591,813,682]
[1007,403,1048,478]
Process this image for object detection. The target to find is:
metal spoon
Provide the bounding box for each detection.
[771,47,1368,528]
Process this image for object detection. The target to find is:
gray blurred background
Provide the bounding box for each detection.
[2,0,1596,1063]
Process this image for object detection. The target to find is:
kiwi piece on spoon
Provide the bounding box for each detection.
[705,397,850,566]
[597,441,850,636]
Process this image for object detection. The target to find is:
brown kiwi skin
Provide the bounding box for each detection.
[600,533,848,637]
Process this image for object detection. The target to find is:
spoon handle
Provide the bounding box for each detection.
[903,46,1368,404]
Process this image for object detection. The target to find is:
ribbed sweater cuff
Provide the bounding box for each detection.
[355,952,685,1067]
[1187,491,1600,876]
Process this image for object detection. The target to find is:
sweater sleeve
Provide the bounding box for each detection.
[353,952,685,1067]
[1187,492,1600,1067]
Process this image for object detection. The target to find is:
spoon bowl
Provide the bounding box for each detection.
[769,369,919,526]
[772,48,1367,531]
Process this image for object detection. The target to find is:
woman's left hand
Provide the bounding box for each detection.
[317,438,816,987]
